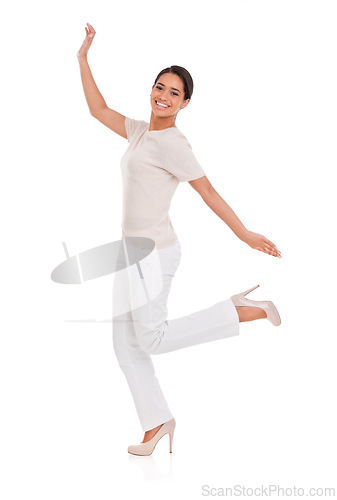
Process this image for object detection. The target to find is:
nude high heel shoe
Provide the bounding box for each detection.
[127,418,176,456]
[230,284,281,326]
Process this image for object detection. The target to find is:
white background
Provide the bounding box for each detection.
[1,0,336,498]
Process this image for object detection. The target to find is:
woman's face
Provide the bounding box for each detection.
[150,72,190,119]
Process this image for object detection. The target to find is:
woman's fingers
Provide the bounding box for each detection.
[264,241,282,258]
[86,23,96,36]
[247,231,282,258]
[83,23,95,45]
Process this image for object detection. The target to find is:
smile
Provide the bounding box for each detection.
[155,101,169,109]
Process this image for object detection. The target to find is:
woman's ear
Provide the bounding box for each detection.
[180,98,190,109]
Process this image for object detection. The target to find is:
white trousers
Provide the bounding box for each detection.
[112,238,240,432]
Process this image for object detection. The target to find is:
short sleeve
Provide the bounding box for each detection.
[164,135,206,182]
[124,116,148,143]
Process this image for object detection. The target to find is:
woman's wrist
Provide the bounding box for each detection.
[237,227,250,242]
[77,54,88,63]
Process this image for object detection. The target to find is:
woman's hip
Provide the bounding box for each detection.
[156,238,181,277]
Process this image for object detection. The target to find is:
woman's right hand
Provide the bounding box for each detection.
[243,230,282,258]
[77,23,96,60]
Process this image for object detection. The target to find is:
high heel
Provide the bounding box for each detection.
[230,284,281,326]
[128,418,176,456]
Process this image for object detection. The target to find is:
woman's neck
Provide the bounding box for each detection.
[148,113,177,131]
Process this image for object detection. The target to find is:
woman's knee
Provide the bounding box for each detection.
[136,327,165,355]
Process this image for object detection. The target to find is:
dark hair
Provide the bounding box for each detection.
[153,65,194,101]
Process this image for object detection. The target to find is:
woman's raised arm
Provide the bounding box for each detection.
[77,23,127,139]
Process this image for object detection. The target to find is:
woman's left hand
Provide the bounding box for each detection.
[243,230,282,258]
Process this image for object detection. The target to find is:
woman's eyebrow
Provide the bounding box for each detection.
[157,83,181,93]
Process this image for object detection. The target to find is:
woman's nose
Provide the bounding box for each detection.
[160,90,169,100]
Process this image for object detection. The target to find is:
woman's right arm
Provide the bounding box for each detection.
[77,23,127,139]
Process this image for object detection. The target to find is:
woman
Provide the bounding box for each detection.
[77,23,282,456]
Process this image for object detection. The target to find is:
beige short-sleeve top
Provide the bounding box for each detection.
[120,116,206,249]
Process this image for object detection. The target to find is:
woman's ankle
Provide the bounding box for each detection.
[235,306,267,322]
[142,424,163,443]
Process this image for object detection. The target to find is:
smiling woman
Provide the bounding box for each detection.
[76,22,282,457]
[148,67,193,130]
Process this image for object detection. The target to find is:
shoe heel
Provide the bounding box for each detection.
[168,419,176,453]
[241,284,260,298]
[230,284,261,308]
[169,431,173,453]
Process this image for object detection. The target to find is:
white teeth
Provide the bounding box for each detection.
[156,101,168,108]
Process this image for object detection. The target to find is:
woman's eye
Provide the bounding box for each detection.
[156,85,178,96]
